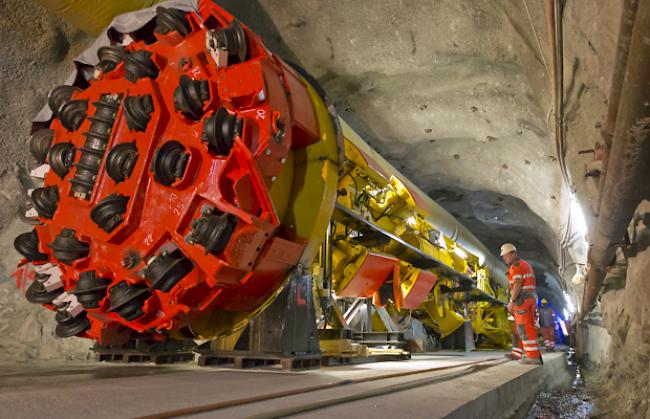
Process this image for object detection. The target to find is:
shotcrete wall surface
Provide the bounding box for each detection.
[579,322,611,370]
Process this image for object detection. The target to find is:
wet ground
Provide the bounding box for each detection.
[526,349,597,419]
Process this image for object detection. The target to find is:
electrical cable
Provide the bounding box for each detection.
[523,0,551,82]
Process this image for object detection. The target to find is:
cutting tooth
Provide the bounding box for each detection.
[40,265,63,292]
[34,262,55,273]
[122,34,134,46]
[25,207,39,219]
[30,163,50,179]
[52,292,84,318]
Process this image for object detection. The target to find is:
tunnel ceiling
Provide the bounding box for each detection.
[215,0,622,298]
[430,188,557,269]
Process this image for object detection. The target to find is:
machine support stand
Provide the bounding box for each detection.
[441,320,476,351]
[197,267,322,370]
[92,339,196,364]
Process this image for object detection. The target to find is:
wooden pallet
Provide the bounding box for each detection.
[197,350,321,371]
[93,349,196,364]
[322,351,411,366]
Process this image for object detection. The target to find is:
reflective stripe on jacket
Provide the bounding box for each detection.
[507,258,536,294]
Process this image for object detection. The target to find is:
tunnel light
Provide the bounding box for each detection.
[571,270,584,285]
[564,292,576,313]
[570,195,588,239]
[558,318,569,336]
[571,264,586,285]
[454,247,468,259]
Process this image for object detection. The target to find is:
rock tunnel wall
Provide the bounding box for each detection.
[593,201,650,418]
[0,0,92,361]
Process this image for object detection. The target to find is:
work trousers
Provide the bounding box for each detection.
[510,323,523,359]
[541,326,555,350]
[513,297,542,360]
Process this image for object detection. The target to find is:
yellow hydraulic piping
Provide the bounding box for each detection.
[339,119,508,288]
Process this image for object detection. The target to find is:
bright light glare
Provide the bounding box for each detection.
[437,234,447,249]
[454,247,468,259]
[570,196,588,238]
[564,292,576,313]
[571,270,584,285]
[558,318,569,336]
[406,216,417,227]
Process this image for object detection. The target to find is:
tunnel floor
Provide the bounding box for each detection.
[1,351,567,418]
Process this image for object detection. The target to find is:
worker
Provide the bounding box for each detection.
[539,298,556,352]
[505,316,524,360]
[500,243,543,365]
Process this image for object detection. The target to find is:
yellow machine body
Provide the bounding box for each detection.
[324,120,511,349]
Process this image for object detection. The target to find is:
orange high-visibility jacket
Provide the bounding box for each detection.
[507,259,536,294]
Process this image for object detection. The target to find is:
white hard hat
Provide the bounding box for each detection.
[500,243,517,256]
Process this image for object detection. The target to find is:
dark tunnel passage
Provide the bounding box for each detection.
[430,187,567,310]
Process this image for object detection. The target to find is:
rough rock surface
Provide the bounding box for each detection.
[0,220,91,362]
[596,201,650,418]
[0,0,92,362]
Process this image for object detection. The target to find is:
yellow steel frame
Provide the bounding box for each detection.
[329,136,511,348]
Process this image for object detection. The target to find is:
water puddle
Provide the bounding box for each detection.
[525,348,597,419]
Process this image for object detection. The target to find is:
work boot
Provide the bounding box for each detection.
[519,357,543,365]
